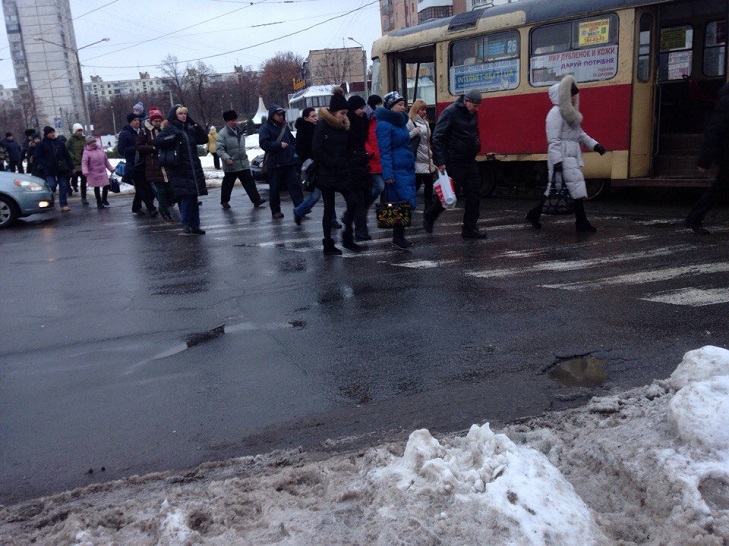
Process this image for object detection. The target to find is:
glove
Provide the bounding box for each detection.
[594,144,606,155]
[553,162,563,173]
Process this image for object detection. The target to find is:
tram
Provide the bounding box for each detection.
[371,0,728,197]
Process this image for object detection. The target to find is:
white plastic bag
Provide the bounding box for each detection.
[434,169,457,208]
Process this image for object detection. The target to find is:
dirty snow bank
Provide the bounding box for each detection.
[2,346,729,545]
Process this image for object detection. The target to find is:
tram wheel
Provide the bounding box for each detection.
[585,178,609,200]
[479,163,499,198]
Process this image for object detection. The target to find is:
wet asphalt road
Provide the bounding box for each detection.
[1,184,728,504]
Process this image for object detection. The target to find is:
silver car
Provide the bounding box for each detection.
[0,171,55,228]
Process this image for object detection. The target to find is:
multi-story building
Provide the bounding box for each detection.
[85,73,171,108]
[0,84,19,102]
[380,0,516,34]
[2,0,86,130]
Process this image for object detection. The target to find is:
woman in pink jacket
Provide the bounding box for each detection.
[81,136,115,209]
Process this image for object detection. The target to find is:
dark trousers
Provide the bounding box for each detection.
[131,171,157,213]
[416,172,434,207]
[211,152,220,169]
[424,161,480,228]
[70,172,87,198]
[8,160,23,174]
[685,169,729,227]
[268,165,303,214]
[321,188,356,241]
[221,169,262,205]
[341,185,369,238]
[93,186,109,204]
[178,195,200,228]
[154,182,175,217]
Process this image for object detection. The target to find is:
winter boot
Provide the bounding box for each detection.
[392,224,412,250]
[342,230,363,252]
[574,199,597,233]
[322,238,342,255]
[526,196,546,229]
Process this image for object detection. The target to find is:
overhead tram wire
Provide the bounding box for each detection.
[82,0,379,70]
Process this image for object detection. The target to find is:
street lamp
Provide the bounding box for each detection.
[347,37,368,98]
[34,37,110,131]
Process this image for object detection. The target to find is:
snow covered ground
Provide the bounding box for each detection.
[2,346,729,545]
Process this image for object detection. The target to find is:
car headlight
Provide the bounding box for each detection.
[14,179,45,192]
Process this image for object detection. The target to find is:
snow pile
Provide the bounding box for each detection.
[2,346,729,545]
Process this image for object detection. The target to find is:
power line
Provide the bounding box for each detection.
[83,1,379,70]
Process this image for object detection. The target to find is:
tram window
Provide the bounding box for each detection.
[405,61,436,104]
[448,30,520,95]
[637,13,652,82]
[658,25,693,81]
[529,14,619,86]
[371,58,382,97]
[704,20,726,77]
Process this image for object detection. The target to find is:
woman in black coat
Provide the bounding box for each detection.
[155,105,208,234]
[312,88,360,255]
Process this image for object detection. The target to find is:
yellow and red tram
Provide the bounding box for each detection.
[371,0,728,197]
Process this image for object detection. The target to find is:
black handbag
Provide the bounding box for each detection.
[300,159,317,192]
[376,186,412,228]
[158,141,181,168]
[543,171,574,215]
[108,174,120,193]
[409,133,421,156]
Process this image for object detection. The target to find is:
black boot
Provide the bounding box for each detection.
[574,199,597,232]
[342,230,363,252]
[526,196,546,229]
[102,187,110,206]
[322,237,342,255]
[392,224,412,250]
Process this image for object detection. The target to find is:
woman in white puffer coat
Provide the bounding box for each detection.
[407,99,436,208]
[526,75,606,232]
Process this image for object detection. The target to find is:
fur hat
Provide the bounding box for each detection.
[367,94,383,109]
[72,123,83,133]
[383,91,405,110]
[223,110,238,121]
[43,126,55,136]
[329,87,348,112]
[464,89,482,104]
[148,107,163,121]
[347,95,366,111]
[127,113,139,123]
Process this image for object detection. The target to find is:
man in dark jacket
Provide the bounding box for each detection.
[424,89,487,239]
[216,109,266,210]
[119,113,156,216]
[20,129,35,172]
[2,132,23,173]
[34,126,74,211]
[258,105,303,219]
[685,83,729,234]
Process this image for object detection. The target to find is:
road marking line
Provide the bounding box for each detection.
[541,262,729,291]
[641,288,729,307]
[492,235,649,259]
[392,259,458,269]
[466,244,696,279]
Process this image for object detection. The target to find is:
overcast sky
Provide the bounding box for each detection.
[0,0,382,88]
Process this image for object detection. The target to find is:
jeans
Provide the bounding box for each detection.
[221,169,261,205]
[268,165,303,214]
[46,175,69,206]
[370,174,385,202]
[294,187,339,223]
[178,195,200,228]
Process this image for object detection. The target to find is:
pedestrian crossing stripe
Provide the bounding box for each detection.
[540,263,729,291]
[465,244,696,279]
[641,288,729,307]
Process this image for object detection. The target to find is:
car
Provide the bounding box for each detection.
[0,171,55,228]
[250,153,266,181]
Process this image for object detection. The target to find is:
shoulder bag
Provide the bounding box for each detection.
[108,174,121,193]
[158,138,181,168]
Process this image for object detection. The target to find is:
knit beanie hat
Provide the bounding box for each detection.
[223,110,238,121]
[133,101,144,113]
[367,94,383,109]
[127,113,138,123]
[383,91,405,110]
[148,107,163,121]
[43,126,55,136]
[72,123,83,133]
[347,95,366,111]
[329,87,348,112]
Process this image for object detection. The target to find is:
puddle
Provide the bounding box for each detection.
[549,357,608,388]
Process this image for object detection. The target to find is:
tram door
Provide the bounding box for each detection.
[652,0,728,180]
[387,46,436,119]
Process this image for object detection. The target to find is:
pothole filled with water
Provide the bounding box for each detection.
[549,357,608,388]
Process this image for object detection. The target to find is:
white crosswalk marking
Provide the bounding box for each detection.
[641,288,729,307]
[541,263,729,291]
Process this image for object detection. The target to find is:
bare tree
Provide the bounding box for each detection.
[159,55,189,107]
[313,49,354,86]
[260,51,303,107]
[185,61,217,128]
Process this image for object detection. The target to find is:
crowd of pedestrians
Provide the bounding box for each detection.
[11,78,728,242]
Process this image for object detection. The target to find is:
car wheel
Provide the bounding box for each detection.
[0,194,19,228]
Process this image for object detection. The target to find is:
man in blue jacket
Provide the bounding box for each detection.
[258,105,303,219]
